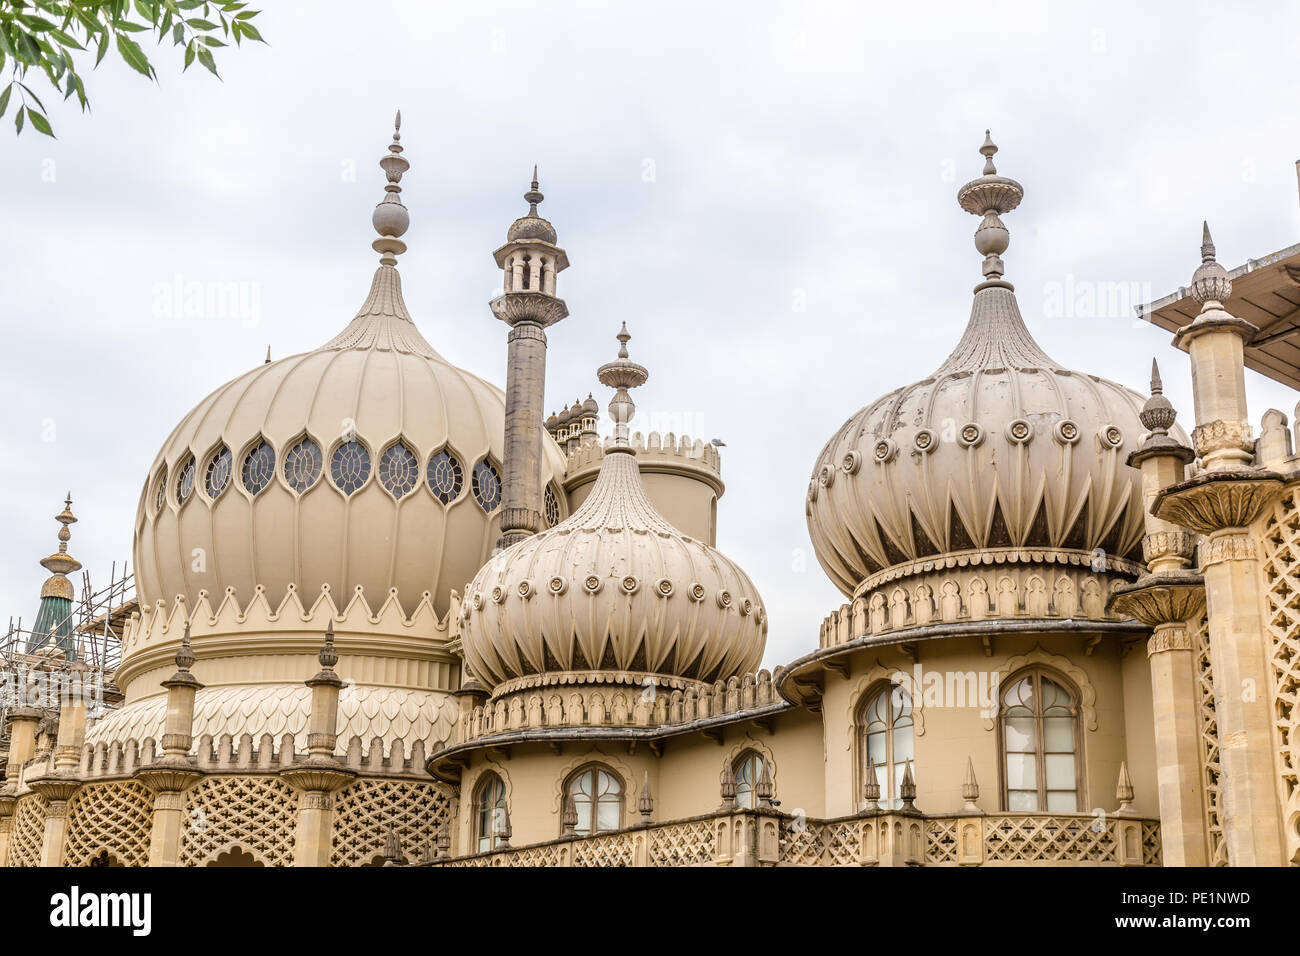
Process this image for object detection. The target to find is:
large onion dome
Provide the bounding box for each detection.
[806,133,1186,597]
[134,121,567,617]
[460,326,766,689]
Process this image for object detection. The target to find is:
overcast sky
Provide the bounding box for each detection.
[3,0,1300,667]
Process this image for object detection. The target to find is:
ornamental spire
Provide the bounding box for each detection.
[957,129,1024,287]
[525,165,543,216]
[596,322,649,451]
[29,493,82,658]
[371,110,410,266]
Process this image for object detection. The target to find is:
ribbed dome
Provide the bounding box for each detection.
[507,215,558,244]
[459,327,765,688]
[805,134,1188,597]
[133,261,567,618]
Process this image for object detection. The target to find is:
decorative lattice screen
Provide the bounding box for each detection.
[1259,490,1300,864]
[7,793,47,867]
[329,778,453,867]
[178,776,297,867]
[63,781,154,867]
[1193,616,1228,866]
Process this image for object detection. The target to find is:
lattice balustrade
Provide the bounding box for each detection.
[1142,821,1162,866]
[1193,616,1228,866]
[780,818,827,866]
[648,819,715,866]
[178,775,297,867]
[63,781,153,867]
[1259,491,1300,864]
[925,818,960,863]
[984,815,1115,863]
[8,793,47,867]
[571,831,637,866]
[329,778,453,867]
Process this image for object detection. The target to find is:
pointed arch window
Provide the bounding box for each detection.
[379,441,419,499]
[282,437,322,494]
[474,773,508,853]
[330,440,371,496]
[175,455,196,505]
[732,750,767,809]
[564,764,623,836]
[240,440,275,495]
[472,458,502,513]
[204,445,232,499]
[858,683,914,810]
[153,466,168,513]
[544,484,561,528]
[1000,668,1081,812]
[427,449,464,504]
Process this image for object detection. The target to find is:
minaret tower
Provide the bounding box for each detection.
[490,168,570,550]
[28,493,81,659]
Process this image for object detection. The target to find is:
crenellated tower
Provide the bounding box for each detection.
[490,169,570,550]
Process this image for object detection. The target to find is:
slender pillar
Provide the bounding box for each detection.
[1153,225,1286,865]
[281,621,355,867]
[28,665,90,865]
[135,624,204,867]
[490,170,570,550]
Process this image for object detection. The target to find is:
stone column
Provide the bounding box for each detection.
[28,667,91,866]
[0,707,42,865]
[280,622,355,867]
[136,624,204,867]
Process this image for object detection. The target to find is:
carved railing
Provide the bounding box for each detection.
[426,809,1160,867]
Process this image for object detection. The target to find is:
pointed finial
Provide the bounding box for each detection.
[961,756,980,811]
[1115,760,1136,815]
[319,619,338,670]
[862,758,881,811]
[1150,357,1162,395]
[638,771,654,821]
[562,792,579,835]
[899,758,917,810]
[524,166,544,215]
[957,130,1023,287]
[264,344,271,365]
[372,110,411,266]
[756,759,775,807]
[719,762,737,809]
[384,825,403,864]
[1190,220,1232,308]
[1201,220,1215,263]
[597,323,649,450]
[175,620,196,672]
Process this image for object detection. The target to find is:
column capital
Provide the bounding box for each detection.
[1109,570,1206,627]
[1200,529,1258,568]
[1152,471,1283,534]
[490,291,568,328]
[1147,622,1195,657]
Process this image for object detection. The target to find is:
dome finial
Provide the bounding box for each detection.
[957,129,1024,287]
[371,109,411,266]
[1201,220,1216,263]
[1190,220,1231,308]
[1139,357,1178,436]
[1149,357,1163,395]
[525,165,543,215]
[597,323,649,450]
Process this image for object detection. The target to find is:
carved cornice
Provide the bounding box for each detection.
[489,291,569,328]
[1147,625,1195,657]
[279,760,356,794]
[26,774,81,803]
[1108,572,1206,627]
[1200,530,1257,567]
[134,758,203,794]
[1152,471,1284,534]
[1142,530,1197,566]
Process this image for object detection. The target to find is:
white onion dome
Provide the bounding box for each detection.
[460,325,766,689]
[806,133,1185,597]
[134,119,566,618]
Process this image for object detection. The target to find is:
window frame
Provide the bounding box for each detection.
[997,666,1084,813]
[856,681,914,811]
[732,749,767,810]
[561,763,624,837]
[473,772,508,854]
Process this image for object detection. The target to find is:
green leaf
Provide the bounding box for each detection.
[115,33,153,76]
[196,44,218,77]
[186,18,218,30]
[18,82,46,112]
[201,35,225,46]
[15,104,25,133]
[94,30,109,65]
[235,19,261,42]
[27,107,53,137]
[48,27,83,49]
[234,9,258,19]
[0,84,11,118]
[183,39,194,69]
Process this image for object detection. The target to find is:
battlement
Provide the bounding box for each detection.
[564,431,722,488]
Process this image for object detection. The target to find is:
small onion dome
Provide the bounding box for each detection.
[506,167,558,244]
[582,393,599,416]
[805,132,1187,596]
[460,326,766,688]
[545,410,560,435]
[556,405,574,431]
[568,398,584,422]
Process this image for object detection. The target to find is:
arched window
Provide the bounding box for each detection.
[564,764,623,836]
[427,449,464,504]
[330,439,371,495]
[379,441,419,499]
[472,458,502,513]
[732,750,767,809]
[474,773,508,853]
[175,454,196,505]
[207,846,263,867]
[240,439,275,495]
[204,445,232,499]
[999,668,1081,812]
[858,683,914,810]
[282,436,323,494]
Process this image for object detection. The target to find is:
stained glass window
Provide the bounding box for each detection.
[427,449,463,504]
[204,446,232,499]
[330,440,370,496]
[175,455,196,505]
[241,440,275,495]
[379,441,419,499]
[565,765,622,836]
[544,485,560,527]
[472,458,501,513]
[283,437,322,494]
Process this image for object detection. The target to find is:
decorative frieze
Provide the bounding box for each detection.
[1152,471,1283,534]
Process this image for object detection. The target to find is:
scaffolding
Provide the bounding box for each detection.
[0,560,133,756]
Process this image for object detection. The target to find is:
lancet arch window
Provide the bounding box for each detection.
[564,764,623,837]
[472,458,502,513]
[329,440,371,496]
[282,437,323,494]
[858,683,914,810]
[153,467,168,514]
[379,440,419,499]
[175,455,196,506]
[544,484,561,528]
[999,667,1082,812]
[240,440,275,496]
[732,749,767,809]
[474,773,508,853]
[203,445,232,500]
[427,448,464,504]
